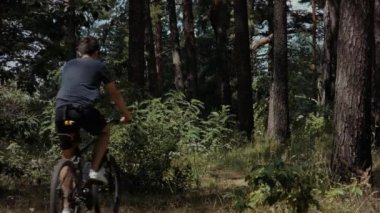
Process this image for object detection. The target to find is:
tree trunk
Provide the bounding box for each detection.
[311,0,318,101]
[145,0,158,96]
[128,0,146,87]
[153,1,164,96]
[267,0,274,76]
[210,0,232,106]
[266,0,274,133]
[374,0,380,148]
[167,0,184,91]
[63,0,78,59]
[331,0,373,182]
[267,0,289,144]
[320,0,339,106]
[183,0,198,98]
[234,0,253,138]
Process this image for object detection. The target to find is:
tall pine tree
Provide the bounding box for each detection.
[234,0,253,138]
[331,0,373,181]
[267,0,289,143]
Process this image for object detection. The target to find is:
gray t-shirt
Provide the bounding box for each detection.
[56,58,113,108]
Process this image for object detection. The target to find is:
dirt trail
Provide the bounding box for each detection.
[0,169,247,213]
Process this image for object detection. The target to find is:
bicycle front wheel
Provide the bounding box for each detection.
[92,155,121,213]
[50,159,81,213]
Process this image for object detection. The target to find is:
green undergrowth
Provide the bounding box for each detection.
[105,91,244,193]
[193,143,380,212]
[2,87,380,212]
[199,114,380,213]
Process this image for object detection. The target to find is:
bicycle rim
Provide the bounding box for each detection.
[50,159,80,213]
[93,155,121,213]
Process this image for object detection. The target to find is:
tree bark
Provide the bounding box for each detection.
[153,1,164,96]
[265,0,274,132]
[251,34,273,50]
[63,0,78,59]
[183,0,198,98]
[210,0,232,106]
[311,0,318,101]
[167,0,184,91]
[320,0,339,106]
[331,0,373,182]
[145,0,158,96]
[374,0,380,148]
[128,0,146,87]
[267,0,289,144]
[234,0,253,138]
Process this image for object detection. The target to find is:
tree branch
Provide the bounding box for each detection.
[250,34,273,50]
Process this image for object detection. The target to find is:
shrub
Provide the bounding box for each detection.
[201,105,238,151]
[0,87,243,193]
[0,85,59,188]
[245,160,319,213]
[0,84,42,143]
[109,91,242,192]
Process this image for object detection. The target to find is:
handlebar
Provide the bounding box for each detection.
[106,116,130,124]
[106,119,121,124]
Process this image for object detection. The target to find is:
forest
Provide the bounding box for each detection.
[1,0,380,212]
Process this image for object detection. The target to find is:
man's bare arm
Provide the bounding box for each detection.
[104,82,132,122]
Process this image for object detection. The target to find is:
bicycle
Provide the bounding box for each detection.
[49,120,121,213]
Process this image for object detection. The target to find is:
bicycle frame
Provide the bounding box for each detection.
[50,119,121,213]
[71,139,98,210]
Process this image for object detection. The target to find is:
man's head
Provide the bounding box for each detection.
[76,36,100,58]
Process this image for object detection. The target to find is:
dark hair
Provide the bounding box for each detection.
[76,36,100,56]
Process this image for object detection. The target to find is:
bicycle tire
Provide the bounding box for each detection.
[50,159,81,213]
[92,155,121,213]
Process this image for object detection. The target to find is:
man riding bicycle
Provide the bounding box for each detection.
[55,36,131,213]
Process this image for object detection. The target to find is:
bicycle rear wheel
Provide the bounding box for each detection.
[50,159,81,213]
[92,155,121,213]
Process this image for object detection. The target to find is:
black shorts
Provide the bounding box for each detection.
[55,105,107,149]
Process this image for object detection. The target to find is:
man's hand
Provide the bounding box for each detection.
[105,82,131,124]
[120,110,132,123]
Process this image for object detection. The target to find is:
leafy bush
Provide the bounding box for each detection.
[39,100,60,145]
[0,141,59,188]
[245,160,319,213]
[286,114,333,192]
[201,105,239,151]
[0,85,59,187]
[0,84,41,143]
[0,87,243,193]
[231,119,334,213]
[109,91,242,192]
